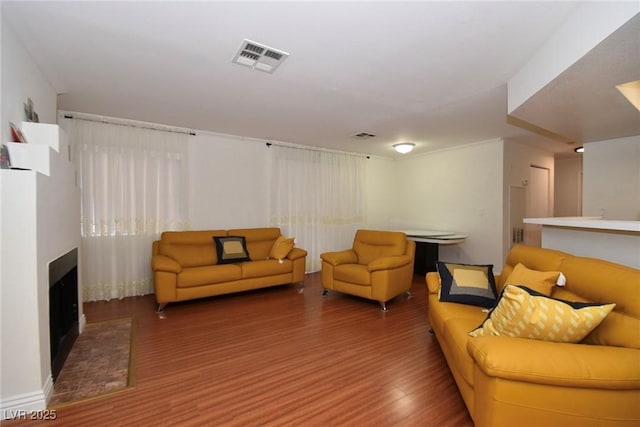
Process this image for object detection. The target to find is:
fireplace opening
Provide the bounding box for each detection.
[49,247,79,382]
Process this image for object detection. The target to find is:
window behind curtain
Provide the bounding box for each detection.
[268,145,366,272]
[64,116,190,301]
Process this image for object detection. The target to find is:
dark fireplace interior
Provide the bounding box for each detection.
[49,247,79,382]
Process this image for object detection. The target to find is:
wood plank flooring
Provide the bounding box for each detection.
[5,273,472,426]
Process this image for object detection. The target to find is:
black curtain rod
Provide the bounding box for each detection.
[62,114,196,136]
[265,141,370,159]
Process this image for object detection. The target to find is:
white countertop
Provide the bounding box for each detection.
[395,229,468,244]
[523,217,640,232]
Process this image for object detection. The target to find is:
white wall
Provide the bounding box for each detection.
[188,132,398,234]
[188,132,269,230]
[582,136,640,220]
[503,139,556,252]
[503,140,555,196]
[389,139,505,270]
[1,16,81,417]
[1,19,57,142]
[363,156,398,228]
[554,156,583,217]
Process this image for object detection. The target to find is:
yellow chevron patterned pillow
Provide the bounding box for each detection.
[469,285,615,343]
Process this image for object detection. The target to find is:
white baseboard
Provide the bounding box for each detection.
[43,374,54,404]
[0,388,47,420]
[79,313,87,333]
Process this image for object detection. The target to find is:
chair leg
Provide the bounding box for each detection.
[297,281,304,294]
[156,303,167,314]
[406,290,413,299]
[379,301,388,312]
[322,289,329,296]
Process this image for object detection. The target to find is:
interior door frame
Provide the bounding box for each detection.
[525,164,551,247]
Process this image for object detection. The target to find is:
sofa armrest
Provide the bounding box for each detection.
[320,249,358,266]
[426,272,440,294]
[468,336,640,389]
[151,255,182,274]
[287,247,308,261]
[367,255,412,272]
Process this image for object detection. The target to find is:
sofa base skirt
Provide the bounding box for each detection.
[175,273,297,302]
[473,368,640,427]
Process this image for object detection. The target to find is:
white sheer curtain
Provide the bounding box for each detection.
[268,145,366,272]
[64,116,190,301]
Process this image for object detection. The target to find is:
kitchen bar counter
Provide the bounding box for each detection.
[523,217,640,269]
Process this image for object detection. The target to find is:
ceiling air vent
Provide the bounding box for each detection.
[353,132,376,139]
[232,39,289,73]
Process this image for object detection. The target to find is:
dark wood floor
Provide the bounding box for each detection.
[7,273,472,426]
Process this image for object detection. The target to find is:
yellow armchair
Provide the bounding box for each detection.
[320,229,416,311]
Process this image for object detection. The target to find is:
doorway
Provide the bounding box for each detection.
[509,186,526,250]
[525,165,551,247]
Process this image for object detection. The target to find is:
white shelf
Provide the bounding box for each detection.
[5,122,69,176]
[6,142,52,175]
[21,121,62,152]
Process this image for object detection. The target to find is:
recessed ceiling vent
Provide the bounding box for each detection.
[232,39,289,73]
[353,132,376,139]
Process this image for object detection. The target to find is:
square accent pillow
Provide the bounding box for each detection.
[213,236,251,264]
[469,285,615,343]
[504,263,561,296]
[268,236,295,260]
[436,262,498,308]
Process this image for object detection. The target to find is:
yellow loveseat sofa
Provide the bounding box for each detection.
[152,228,307,312]
[426,244,640,427]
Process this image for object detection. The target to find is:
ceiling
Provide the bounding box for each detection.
[2,1,638,158]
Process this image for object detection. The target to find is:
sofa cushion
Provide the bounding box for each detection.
[469,285,615,343]
[240,259,292,279]
[503,263,560,296]
[557,255,640,350]
[352,230,406,265]
[443,317,482,386]
[268,236,295,260]
[498,244,566,292]
[229,228,281,260]
[177,264,242,288]
[437,262,497,308]
[334,264,371,285]
[428,294,486,339]
[160,230,226,267]
[214,236,251,264]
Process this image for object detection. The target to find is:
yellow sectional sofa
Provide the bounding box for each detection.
[426,244,640,427]
[152,228,307,312]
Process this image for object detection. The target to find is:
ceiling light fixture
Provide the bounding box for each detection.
[393,143,415,154]
[616,80,640,111]
[575,146,584,153]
